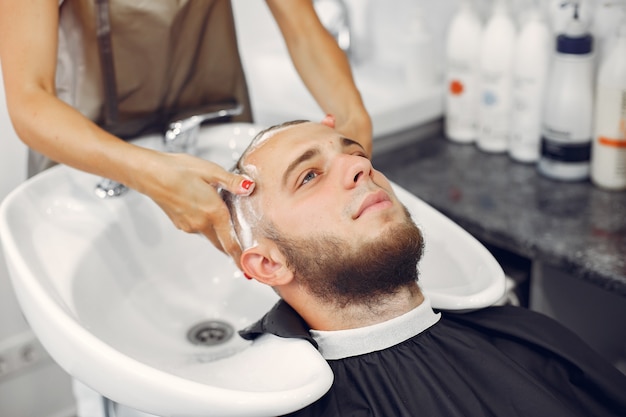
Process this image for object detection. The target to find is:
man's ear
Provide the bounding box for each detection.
[240,242,293,287]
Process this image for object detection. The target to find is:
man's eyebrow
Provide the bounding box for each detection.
[282,147,320,187]
[341,137,365,152]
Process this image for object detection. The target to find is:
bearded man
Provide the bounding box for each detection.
[222,120,626,417]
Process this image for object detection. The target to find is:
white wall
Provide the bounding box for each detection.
[0,60,30,355]
[0,64,27,199]
[0,60,75,417]
[231,0,457,137]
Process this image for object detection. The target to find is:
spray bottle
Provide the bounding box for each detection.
[590,1,626,190]
[538,0,594,181]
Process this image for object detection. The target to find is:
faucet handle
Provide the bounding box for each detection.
[95,178,128,199]
[164,102,244,153]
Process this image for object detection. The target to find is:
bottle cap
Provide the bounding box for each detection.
[557,32,593,54]
[558,1,593,54]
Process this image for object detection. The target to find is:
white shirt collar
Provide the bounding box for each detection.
[310,296,441,360]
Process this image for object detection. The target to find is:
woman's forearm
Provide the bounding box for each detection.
[266,0,372,155]
[8,86,154,189]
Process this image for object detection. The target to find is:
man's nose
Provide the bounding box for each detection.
[340,154,373,189]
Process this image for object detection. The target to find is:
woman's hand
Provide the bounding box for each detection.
[137,151,254,266]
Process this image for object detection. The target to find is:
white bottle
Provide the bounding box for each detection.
[476,0,516,153]
[404,4,436,90]
[538,2,594,181]
[591,11,626,190]
[509,2,552,163]
[444,0,483,143]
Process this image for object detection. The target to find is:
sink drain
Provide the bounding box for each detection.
[187,320,234,346]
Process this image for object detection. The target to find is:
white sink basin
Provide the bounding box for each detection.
[0,123,504,417]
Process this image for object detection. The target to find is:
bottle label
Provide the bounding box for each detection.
[594,87,626,147]
[445,65,478,137]
[510,77,543,154]
[541,137,591,162]
[478,69,512,149]
[598,136,626,148]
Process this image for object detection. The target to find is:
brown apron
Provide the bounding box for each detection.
[29,0,253,175]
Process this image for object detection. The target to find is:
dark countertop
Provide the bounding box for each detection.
[373,124,626,298]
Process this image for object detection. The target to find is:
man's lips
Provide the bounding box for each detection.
[354,190,392,219]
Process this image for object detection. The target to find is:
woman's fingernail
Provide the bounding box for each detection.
[322,114,335,128]
[244,272,254,280]
[240,179,255,193]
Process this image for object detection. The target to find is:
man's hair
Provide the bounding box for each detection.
[230,119,310,176]
[221,120,309,248]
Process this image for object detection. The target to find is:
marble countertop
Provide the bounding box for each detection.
[373,128,626,297]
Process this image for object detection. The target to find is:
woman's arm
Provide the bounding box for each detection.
[0,0,251,262]
[266,0,373,156]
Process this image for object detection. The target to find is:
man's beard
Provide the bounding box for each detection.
[265,209,424,308]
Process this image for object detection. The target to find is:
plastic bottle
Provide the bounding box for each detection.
[404,4,436,90]
[476,0,516,153]
[538,1,594,181]
[509,1,552,163]
[444,0,483,143]
[591,5,626,190]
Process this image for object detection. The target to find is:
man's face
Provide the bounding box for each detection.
[238,122,424,306]
[244,122,409,247]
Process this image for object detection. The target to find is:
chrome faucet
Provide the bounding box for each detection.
[95,102,244,199]
[95,178,128,199]
[164,102,243,154]
[314,0,352,58]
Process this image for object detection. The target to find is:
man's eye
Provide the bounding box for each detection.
[300,170,318,186]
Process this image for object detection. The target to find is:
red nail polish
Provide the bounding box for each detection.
[244,273,253,280]
[241,179,254,191]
